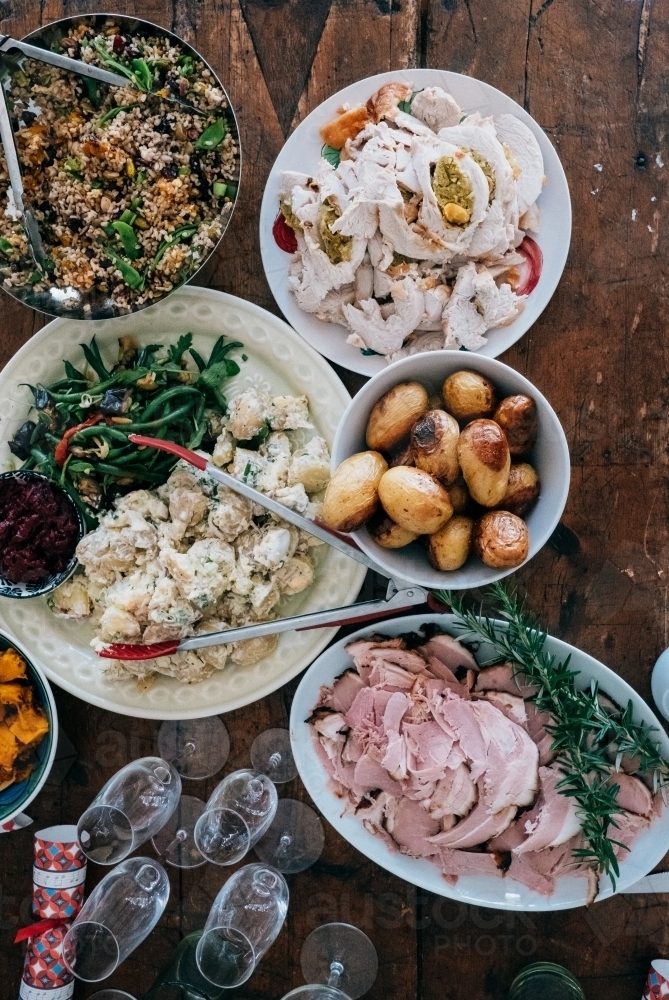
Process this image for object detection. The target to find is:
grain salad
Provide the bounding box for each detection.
[0,20,239,314]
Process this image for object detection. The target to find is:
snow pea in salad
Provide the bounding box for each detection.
[8,333,241,528]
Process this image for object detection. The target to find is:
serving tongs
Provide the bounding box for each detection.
[0,35,201,268]
[97,436,431,661]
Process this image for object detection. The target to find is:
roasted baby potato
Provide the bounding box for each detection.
[428,515,474,571]
[493,395,538,456]
[411,410,460,484]
[457,419,511,507]
[474,510,529,568]
[389,439,415,468]
[322,451,388,532]
[442,370,497,422]
[369,514,418,549]
[366,382,429,452]
[446,482,470,514]
[499,463,540,516]
[378,466,453,535]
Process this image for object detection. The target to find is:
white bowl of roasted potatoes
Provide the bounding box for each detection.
[326,353,570,589]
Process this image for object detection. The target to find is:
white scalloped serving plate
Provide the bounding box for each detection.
[260,68,572,376]
[291,614,669,911]
[0,287,366,719]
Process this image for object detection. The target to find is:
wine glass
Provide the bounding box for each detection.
[280,989,348,1000]
[62,857,170,982]
[299,924,378,1000]
[78,757,181,865]
[254,799,325,873]
[195,863,289,988]
[250,728,297,783]
[151,794,207,869]
[143,983,209,1000]
[158,717,230,780]
[194,769,277,865]
[88,992,137,1000]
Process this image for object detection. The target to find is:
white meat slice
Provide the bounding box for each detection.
[442,262,525,351]
[437,121,516,256]
[343,277,424,355]
[415,283,451,330]
[411,87,462,132]
[314,285,355,324]
[288,229,367,313]
[493,114,544,216]
[387,329,446,363]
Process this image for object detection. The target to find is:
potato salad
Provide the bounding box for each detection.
[49,387,331,685]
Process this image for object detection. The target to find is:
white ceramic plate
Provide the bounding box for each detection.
[260,69,572,377]
[0,287,366,720]
[291,614,669,911]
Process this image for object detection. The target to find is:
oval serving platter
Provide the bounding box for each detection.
[290,613,669,911]
[0,286,366,719]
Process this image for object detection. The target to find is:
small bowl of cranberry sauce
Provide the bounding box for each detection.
[0,471,85,598]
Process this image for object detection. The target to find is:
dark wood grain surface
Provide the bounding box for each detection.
[1,1,668,997]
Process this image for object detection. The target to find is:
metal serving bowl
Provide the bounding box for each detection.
[1,13,241,320]
[0,469,85,598]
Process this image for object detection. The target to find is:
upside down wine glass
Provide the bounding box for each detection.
[63,857,170,982]
[151,718,230,868]
[292,923,379,1000]
[196,863,289,988]
[194,769,277,865]
[77,757,181,865]
[254,798,325,873]
[250,728,297,783]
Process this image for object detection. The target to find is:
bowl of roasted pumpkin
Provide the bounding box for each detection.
[326,353,570,589]
[0,633,57,824]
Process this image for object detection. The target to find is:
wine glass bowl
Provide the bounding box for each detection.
[194,769,277,866]
[63,857,170,982]
[78,757,181,865]
[195,864,289,988]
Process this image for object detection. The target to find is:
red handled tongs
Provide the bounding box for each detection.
[97,436,431,660]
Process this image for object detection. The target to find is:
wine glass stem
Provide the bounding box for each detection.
[277,833,291,857]
[269,751,282,768]
[327,962,344,988]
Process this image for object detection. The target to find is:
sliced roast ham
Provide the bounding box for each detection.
[610,772,653,818]
[430,692,488,782]
[428,800,517,849]
[513,766,581,854]
[383,691,412,732]
[471,700,539,811]
[477,690,527,727]
[474,662,538,698]
[354,754,403,795]
[385,796,442,857]
[329,669,366,712]
[439,850,502,879]
[345,687,376,727]
[403,721,457,780]
[428,762,477,820]
[419,634,478,673]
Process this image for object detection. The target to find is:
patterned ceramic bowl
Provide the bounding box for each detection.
[0,470,85,599]
[0,630,58,824]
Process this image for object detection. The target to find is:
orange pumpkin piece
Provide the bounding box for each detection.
[8,704,49,748]
[0,682,31,707]
[0,649,27,682]
[0,724,19,771]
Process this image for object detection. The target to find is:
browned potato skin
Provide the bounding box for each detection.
[411,409,460,484]
[493,395,538,456]
[323,451,388,532]
[447,482,470,514]
[474,510,529,568]
[369,514,418,549]
[499,463,540,516]
[378,466,453,535]
[366,382,429,452]
[428,515,474,571]
[442,370,497,422]
[457,419,511,506]
[389,439,415,468]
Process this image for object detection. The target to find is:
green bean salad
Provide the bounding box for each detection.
[8,333,242,527]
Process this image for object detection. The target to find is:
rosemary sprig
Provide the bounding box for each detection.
[436,582,669,888]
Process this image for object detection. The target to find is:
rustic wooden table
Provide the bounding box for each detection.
[1,0,668,997]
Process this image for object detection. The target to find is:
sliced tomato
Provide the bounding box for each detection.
[273,212,298,254]
[515,236,543,296]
